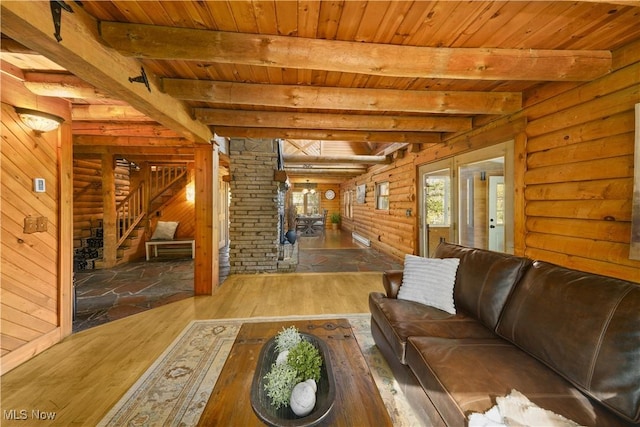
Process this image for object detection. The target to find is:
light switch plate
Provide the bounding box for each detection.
[34,178,46,193]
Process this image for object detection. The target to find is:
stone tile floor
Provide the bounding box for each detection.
[73,256,196,332]
[73,230,403,333]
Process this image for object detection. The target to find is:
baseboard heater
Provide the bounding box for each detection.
[352,231,371,247]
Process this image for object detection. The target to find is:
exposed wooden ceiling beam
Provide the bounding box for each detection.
[72,105,153,122]
[214,127,443,144]
[284,155,390,165]
[74,135,194,147]
[73,144,195,156]
[285,168,365,176]
[100,21,611,81]
[1,2,213,143]
[163,79,522,115]
[72,123,183,138]
[23,72,116,100]
[196,109,471,132]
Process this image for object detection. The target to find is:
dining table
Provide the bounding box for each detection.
[296,215,324,236]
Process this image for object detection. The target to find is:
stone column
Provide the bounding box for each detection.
[229,138,279,273]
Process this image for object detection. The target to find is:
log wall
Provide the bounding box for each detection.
[342,44,640,283]
[1,76,73,373]
[73,158,131,246]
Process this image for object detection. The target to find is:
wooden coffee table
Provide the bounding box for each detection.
[197,318,393,426]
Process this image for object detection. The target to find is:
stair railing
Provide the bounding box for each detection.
[116,182,145,247]
[149,164,188,203]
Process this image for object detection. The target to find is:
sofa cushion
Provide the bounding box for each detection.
[397,255,459,314]
[405,336,635,427]
[434,242,532,331]
[496,261,640,424]
[369,292,495,364]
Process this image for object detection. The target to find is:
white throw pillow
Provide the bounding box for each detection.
[397,254,460,314]
[151,221,179,240]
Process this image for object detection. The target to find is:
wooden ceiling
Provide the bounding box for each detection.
[2,1,640,181]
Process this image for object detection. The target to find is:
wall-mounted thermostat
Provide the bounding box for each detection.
[34,178,46,193]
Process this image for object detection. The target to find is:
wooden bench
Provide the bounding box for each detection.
[145,239,195,261]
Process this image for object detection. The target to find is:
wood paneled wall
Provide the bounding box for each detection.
[342,44,640,283]
[149,173,196,240]
[1,75,73,373]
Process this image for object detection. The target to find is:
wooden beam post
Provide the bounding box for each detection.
[101,152,117,268]
[194,144,218,294]
[57,121,73,338]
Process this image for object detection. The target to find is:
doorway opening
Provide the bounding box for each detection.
[418,142,514,257]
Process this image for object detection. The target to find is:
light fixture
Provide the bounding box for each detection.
[186,182,195,203]
[15,107,64,135]
[301,179,316,195]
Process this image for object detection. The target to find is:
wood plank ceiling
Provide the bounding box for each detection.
[2,1,640,181]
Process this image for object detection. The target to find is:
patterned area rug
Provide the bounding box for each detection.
[97,314,424,426]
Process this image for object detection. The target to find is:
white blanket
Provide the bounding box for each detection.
[468,390,581,427]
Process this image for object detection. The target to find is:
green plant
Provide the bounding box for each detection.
[275,326,302,352]
[329,212,341,224]
[264,327,323,409]
[263,362,298,409]
[287,340,322,382]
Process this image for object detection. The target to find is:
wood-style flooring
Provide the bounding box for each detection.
[72,229,402,332]
[1,231,403,426]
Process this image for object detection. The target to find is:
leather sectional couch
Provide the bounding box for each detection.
[369,242,640,426]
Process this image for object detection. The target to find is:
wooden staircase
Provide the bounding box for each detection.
[73,164,188,271]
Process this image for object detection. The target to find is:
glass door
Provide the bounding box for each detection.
[418,159,454,257]
[418,141,514,256]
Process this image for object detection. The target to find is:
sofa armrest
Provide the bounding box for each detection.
[382,270,404,298]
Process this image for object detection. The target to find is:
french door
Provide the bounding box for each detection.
[418,142,514,256]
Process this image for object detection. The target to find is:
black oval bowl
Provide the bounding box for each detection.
[250,333,335,426]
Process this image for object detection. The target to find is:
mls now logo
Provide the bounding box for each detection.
[4,409,57,420]
[3,410,28,420]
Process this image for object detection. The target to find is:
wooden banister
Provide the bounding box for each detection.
[149,164,188,203]
[116,182,145,247]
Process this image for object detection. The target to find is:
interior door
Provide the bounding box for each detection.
[456,142,514,253]
[219,180,229,249]
[489,176,505,252]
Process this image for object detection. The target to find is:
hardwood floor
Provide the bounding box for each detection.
[1,235,393,426]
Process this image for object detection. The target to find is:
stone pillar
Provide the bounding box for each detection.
[229,138,279,273]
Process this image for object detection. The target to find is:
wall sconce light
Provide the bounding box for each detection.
[15,107,64,135]
[186,182,195,203]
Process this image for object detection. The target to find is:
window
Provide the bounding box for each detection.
[376,182,390,210]
[424,175,450,226]
[292,191,320,215]
[343,190,353,219]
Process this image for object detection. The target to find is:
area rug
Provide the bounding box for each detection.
[97,313,423,426]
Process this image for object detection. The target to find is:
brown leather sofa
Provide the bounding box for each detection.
[369,242,640,426]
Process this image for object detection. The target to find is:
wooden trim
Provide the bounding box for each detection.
[1,328,61,375]
[513,130,528,257]
[58,122,73,337]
